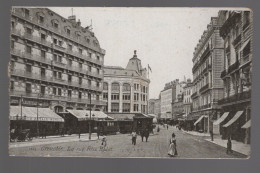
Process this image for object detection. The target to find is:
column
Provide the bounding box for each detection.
[108,82,111,112]
[119,83,123,113]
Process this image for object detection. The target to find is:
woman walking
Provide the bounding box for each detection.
[168,133,177,157]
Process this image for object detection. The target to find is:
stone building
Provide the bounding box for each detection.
[10,8,106,112]
[216,10,252,144]
[148,98,161,118]
[103,51,150,114]
[191,17,225,133]
[183,79,193,118]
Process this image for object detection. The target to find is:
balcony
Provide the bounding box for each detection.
[191,91,198,98]
[221,69,227,78]
[52,61,66,68]
[53,44,66,52]
[218,90,251,105]
[199,103,211,110]
[232,34,241,46]
[227,61,239,74]
[199,83,209,93]
[240,54,252,67]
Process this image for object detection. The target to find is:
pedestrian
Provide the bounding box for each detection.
[144,128,149,142]
[101,136,107,147]
[168,133,177,157]
[167,124,168,130]
[210,130,214,141]
[78,126,81,139]
[226,137,233,154]
[131,131,137,145]
[157,126,160,133]
[140,130,144,142]
[97,127,100,139]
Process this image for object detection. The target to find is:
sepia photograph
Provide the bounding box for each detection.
[8,7,252,158]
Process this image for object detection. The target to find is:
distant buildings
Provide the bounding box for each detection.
[149,98,161,118]
[191,17,225,133]
[103,51,150,114]
[216,10,252,144]
[183,79,193,118]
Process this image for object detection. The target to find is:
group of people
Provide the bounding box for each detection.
[131,128,150,145]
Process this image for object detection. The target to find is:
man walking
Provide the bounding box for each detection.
[140,130,144,142]
[226,137,233,154]
[131,131,137,145]
[144,128,149,142]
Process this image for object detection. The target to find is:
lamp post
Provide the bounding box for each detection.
[88,93,92,140]
[36,93,42,138]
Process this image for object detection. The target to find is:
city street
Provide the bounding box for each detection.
[9,126,246,158]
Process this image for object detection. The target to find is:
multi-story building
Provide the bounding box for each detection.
[183,79,193,118]
[103,50,150,114]
[149,98,161,118]
[217,10,252,144]
[10,8,106,113]
[191,17,225,133]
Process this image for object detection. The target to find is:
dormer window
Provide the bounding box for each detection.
[67,29,70,36]
[77,34,81,40]
[54,22,59,28]
[25,9,30,18]
[39,16,44,23]
[79,48,82,54]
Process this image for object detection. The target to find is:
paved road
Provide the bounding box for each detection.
[9,126,246,158]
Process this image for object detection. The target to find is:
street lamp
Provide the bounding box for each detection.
[36,93,42,138]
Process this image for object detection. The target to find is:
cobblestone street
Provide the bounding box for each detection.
[9,126,247,158]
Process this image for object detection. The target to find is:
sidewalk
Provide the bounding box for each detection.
[9,133,99,148]
[181,129,210,137]
[205,135,251,156]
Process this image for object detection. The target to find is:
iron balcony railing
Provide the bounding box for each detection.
[218,90,251,105]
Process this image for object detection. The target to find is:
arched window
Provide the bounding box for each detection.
[123,83,131,92]
[103,82,108,90]
[111,83,119,91]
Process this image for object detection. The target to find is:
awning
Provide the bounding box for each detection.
[134,113,153,119]
[194,115,206,126]
[66,110,112,121]
[223,111,244,127]
[213,112,230,125]
[10,106,64,122]
[241,119,251,129]
[108,113,135,121]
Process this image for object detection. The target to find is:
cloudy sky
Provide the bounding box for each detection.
[49,7,221,99]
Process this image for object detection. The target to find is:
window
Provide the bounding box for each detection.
[40,86,45,95]
[88,66,92,72]
[123,94,130,100]
[68,75,72,83]
[143,94,146,101]
[26,45,32,54]
[41,50,46,58]
[41,33,46,41]
[243,11,250,29]
[39,16,44,23]
[88,52,92,58]
[68,59,72,67]
[26,64,32,73]
[11,40,14,49]
[11,21,15,29]
[58,88,62,96]
[112,83,120,91]
[54,22,59,28]
[24,9,30,18]
[68,44,72,50]
[134,93,139,101]
[53,38,57,45]
[68,90,72,98]
[58,55,62,63]
[53,54,57,62]
[79,48,82,54]
[134,84,139,91]
[103,82,108,90]
[111,94,119,100]
[10,81,14,90]
[134,104,139,111]
[103,93,108,100]
[123,83,131,92]
[79,77,82,85]
[97,68,100,74]
[25,83,32,93]
[79,63,82,69]
[77,34,81,40]
[123,103,130,112]
[78,92,82,99]
[58,72,62,79]
[67,29,70,36]
[53,87,57,95]
[96,95,99,100]
[41,68,45,77]
[26,28,32,35]
[88,79,91,86]
[111,103,119,112]
[53,71,57,78]
[96,82,100,87]
[97,56,100,61]
[58,40,62,46]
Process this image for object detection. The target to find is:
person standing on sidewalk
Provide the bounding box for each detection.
[167,124,169,130]
[131,131,137,145]
[226,137,233,154]
[210,130,214,141]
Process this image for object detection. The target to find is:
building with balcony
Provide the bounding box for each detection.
[10,8,106,113]
[103,50,150,115]
[183,79,193,118]
[148,98,161,118]
[191,17,225,133]
[216,10,252,144]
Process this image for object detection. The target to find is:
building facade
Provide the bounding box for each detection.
[191,17,225,133]
[103,51,150,114]
[172,79,187,120]
[10,8,106,113]
[148,98,160,118]
[183,79,193,118]
[217,10,252,144]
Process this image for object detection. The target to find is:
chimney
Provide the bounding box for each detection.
[68,15,76,23]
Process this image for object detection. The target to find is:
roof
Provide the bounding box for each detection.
[108,113,135,121]
[10,106,64,122]
[66,110,113,121]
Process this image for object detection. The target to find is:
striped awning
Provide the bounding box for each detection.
[241,119,251,129]
[223,111,244,127]
[10,106,64,122]
[66,110,112,121]
[213,112,229,125]
[194,115,206,126]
